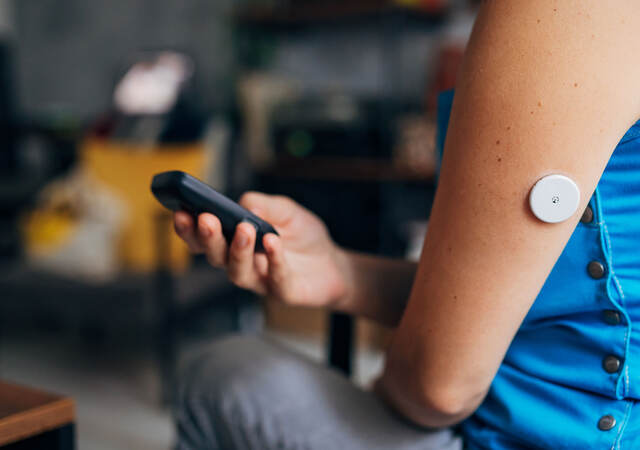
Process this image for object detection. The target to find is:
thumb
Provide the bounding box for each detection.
[238,192,296,227]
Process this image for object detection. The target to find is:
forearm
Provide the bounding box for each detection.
[332,249,416,327]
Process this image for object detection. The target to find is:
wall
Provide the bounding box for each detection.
[12,0,236,119]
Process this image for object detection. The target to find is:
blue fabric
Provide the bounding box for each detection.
[436,90,640,449]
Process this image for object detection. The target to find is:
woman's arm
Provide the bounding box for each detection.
[379,0,640,428]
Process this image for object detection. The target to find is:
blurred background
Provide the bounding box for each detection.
[0,0,478,448]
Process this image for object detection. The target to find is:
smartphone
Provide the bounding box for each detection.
[151,171,278,252]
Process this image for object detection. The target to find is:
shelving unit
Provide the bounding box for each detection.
[235,1,443,375]
[235,2,448,29]
[259,156,435,183]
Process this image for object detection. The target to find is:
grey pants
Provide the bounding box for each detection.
[175,335,462,450]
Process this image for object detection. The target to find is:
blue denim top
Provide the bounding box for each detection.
[436,90,640,449]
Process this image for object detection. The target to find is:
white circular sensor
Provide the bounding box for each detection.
[529,174,580,223]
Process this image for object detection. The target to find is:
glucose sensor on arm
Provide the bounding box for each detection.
[529,174,580,223]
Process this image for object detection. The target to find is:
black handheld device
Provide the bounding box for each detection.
[151,171,278,252]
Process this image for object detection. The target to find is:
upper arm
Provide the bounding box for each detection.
[386,0,640,424]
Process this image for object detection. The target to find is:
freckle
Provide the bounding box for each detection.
[553,121,557,126]
[496,140,500,145]
[553,8,557,12]
[537,19,541,23]
[497,157,502,162]
[453,295,458,300]
[538,101,542,107]
[477,183,482,187]
[507,126,511,131]
[530,111,534,115]
[574,82,578,87]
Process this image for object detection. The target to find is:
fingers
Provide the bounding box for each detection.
[174,211,204,253]
[263,233,289,294]
[226,222,262,291]
[197,213,228,267]
[176,206,282,296]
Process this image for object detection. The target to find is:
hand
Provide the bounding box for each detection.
[173,192,350,308]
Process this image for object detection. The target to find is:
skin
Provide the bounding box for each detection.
[175,0,640,430]
[174,196,416,325]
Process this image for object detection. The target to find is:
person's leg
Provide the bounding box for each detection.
[175,335,462,450]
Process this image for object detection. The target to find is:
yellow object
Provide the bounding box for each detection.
[81,137,207,273]
[22,209,75,254]
[392,0,421,6]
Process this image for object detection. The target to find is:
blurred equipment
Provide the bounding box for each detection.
[21,170,124,281]
[80,137,207,274]
[393,114,437,177]
[237,73,300,170]
[114,52,194,116]
[271,96,393,160]
[96,51,206,146]
[0,380,75,449]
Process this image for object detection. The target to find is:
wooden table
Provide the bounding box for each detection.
[0,381,74,449]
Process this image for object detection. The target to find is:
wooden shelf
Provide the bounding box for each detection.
[258,156,436,183]
[0,381,74,446]
[234,2,447,28]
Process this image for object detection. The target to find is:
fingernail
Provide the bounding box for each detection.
[263,235,275,251]
[237,233,249,248]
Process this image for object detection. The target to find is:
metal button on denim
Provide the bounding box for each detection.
[602,356,621,374]
[587,261,606,279]
[598,415,616,431]
[581,206,594,224]
[602,309,622,325]
[602,310,622,325]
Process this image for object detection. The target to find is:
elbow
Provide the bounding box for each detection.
[381,348,490,427]
[411,381,487,427]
